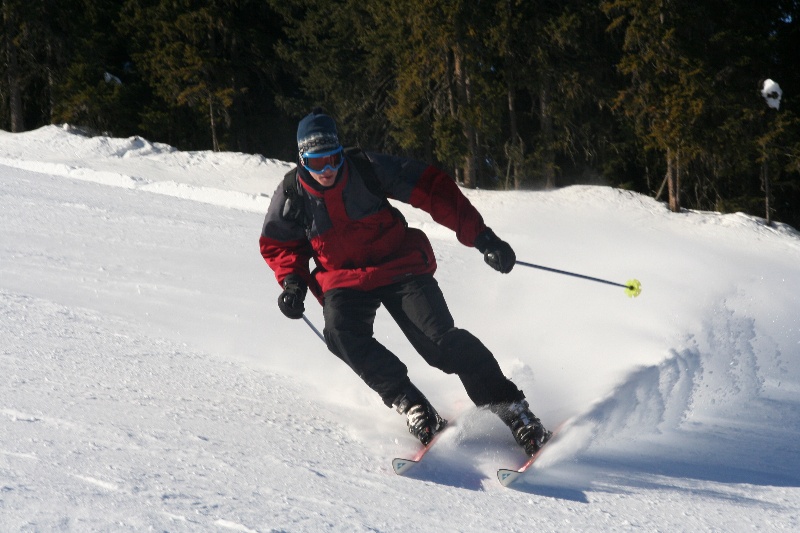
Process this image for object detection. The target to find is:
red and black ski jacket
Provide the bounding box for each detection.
[259,151,488,303]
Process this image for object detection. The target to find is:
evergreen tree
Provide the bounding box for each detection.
[1,0,65,131]
[514,0,616,191]
[376,0,502,187]
[482,1,622,191]
[2,0,799,228]
[51,0,141,135]
[267,0,405,157]
[120,0,289,153]
[1,0,26,131]
[602,0,800,219]
[120,0,235,150]
[603,0,702,212]
[270,0,506,187]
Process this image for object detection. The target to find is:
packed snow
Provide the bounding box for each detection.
[2,124,799,531]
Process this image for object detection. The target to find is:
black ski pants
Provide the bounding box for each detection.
[322,274,524,408]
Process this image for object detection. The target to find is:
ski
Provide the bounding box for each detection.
[497,424,563,487]
[497,455,539,487]
[391,425,449,476]
[391,457,421,476]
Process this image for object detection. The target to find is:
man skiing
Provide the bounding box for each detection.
[259,108,551,455]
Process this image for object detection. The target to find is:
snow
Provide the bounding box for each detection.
[2,124,800,531]
[761,78,783,110]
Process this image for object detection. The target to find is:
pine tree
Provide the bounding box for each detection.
[1,0,25,131]
[119,0,286,152]
[266,0,400,156]
[50,1,142,135]
[367,0,508,188]
[1,0,64,131]
[485,0,619,190]
[603,0,704,212]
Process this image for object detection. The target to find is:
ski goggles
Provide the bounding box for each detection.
[301,146,345,173]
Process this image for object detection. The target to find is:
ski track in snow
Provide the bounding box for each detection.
[2,126,800,531]
[0,290,384,531]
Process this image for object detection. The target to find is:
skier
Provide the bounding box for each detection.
[259,108,551,455]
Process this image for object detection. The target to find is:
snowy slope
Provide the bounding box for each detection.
[2,125,799,531]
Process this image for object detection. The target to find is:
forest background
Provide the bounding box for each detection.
[2,0,799,227]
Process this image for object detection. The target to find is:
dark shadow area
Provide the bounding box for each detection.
[504,482,590,503]
[396,454,488,491]
[584,426,800,490]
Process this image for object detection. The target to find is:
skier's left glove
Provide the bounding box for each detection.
[278,274,307,319]
[474,228,516,274]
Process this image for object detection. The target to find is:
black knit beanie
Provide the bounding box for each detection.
[296,107,340,157]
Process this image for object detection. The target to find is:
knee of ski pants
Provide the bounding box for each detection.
[433,328,496,375]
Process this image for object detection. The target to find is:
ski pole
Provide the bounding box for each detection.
[516,260,642,298]
[302,314,326,342]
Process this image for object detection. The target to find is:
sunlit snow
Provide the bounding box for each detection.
[2,125,799,531]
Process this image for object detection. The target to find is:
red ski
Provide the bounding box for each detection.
[497,423,564,487]
[391,426,449,476]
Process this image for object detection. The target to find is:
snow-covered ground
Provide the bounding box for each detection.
[2,124,800,531]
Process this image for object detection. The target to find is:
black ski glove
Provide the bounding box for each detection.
[277,274,307,319]
[474,228,516,274]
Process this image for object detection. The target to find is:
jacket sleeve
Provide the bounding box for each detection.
[259,180,315,288]
[366,152,487,247]
[408,165,488,247]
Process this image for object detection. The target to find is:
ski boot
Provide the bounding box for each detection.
[393,388,447,446]
[493,399,552,456]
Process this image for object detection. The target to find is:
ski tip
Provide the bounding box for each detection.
[392,457,419,476]
[497,468,523,487]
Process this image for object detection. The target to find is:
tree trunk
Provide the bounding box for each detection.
[46,40,56,123]
[761,156,771,225]
[501,1,524,191]
[507,80,525,191]
[209,98,219,152]
[540,83,555,189]
[3,0,24,132]
[446,56,461,184]
[666,148,681,212]
[453,47,476,188]
[8,62,24,132]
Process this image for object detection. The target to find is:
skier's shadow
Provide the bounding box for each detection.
[493,460,590,502]
[397,455,487,491]
[502,479,589,502]
[398,457,589,500]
